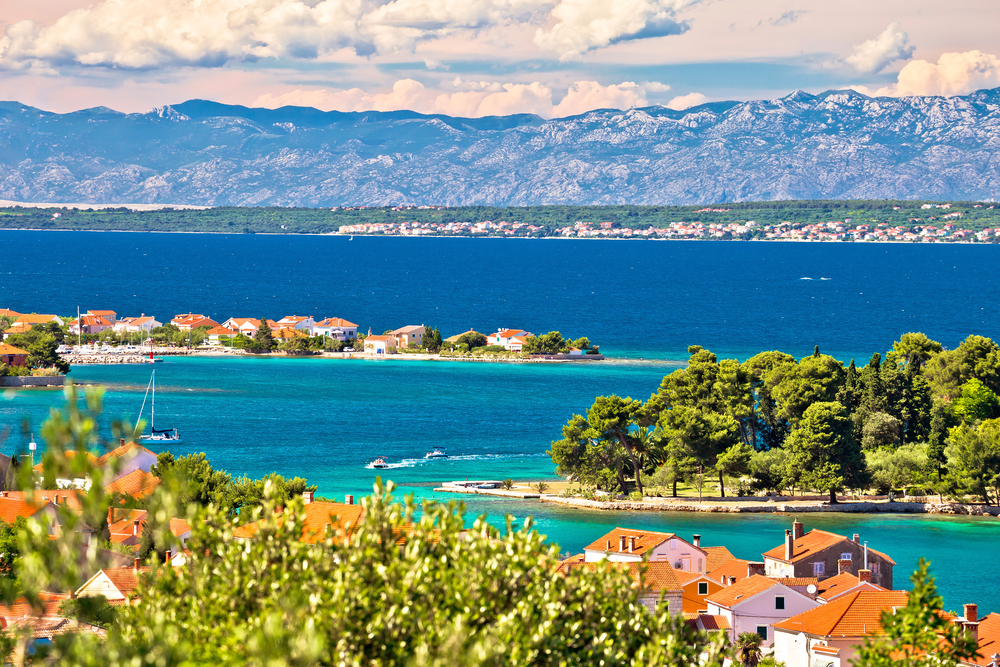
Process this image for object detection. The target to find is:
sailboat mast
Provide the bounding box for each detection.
[151,370,155,431]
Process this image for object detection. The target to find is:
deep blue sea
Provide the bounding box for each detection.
[1,231,999,611]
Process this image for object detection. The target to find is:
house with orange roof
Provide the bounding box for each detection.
[0,494,97,543]
[674,569,726,616]
[2,489,83,512]
[557,555,684,614]
[763,520,895,589]
[363,335,396,355]
[772,590,911,667]
[815,570,885,603]
[104,469,161,499]
[172,314,220,331]
[14,314,64,327]
[582,527,709,573]
[0,342,29,367]
[222,317,263,335]
[2,321,34,339]
[271,327,308,340]
[87,310,117,324]
[0,308,22,318]
[962,610,1000,667]
[205,325,238,345]
[388,325,425,348]
[486,329,534,351]
[705,575,821,647]
[97,441,158,483]
[105,508,191,553]
[68,314,113,335]
[113,315,161,333]
[75,560,150,605]
[276,315,316,333]
[709,557,763,586]
[232,493,363,545]
[313,317,359,341]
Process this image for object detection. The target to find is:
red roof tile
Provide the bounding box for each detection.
[232,501,365,544]
[104,469,160,499]
[705,575,783,609]
[763,529,896,565]
[584,527,680,556]
[557,559,684,593]
[703,545,737,571]
[773,590,909,637]
[698,614,731,630]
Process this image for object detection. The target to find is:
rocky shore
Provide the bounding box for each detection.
[540,496,1000,516]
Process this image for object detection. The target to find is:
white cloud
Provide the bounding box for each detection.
[894,50,1000,96]
[665,91,706,109]
[253,79,663,118]
[551,80,647,116]
[533,0,698,61]
[844,22,914,74]
[640,80,671,93]
[0,0,694,69]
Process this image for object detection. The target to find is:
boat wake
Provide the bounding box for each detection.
[364,452,547,470]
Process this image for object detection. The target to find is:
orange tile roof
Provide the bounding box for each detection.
[816,572,862,598]
[703,545,736,571]
[33,450,99,472]
[697,614,731,631]
[316,317,358,328]
[271,327,308,339]
[365,335,392,342]
[4,322,33,334]
[674,570,708,585]
[763,529,896,565]
[0,497,48,522]
[169,518,191,537]
[0,308,22,317]
[5,616,107,640]
[108,509,147,538]
[557,559,684,593]
[0,592,69,619]
[705,575,783,609]
[773,590,909,637]
[2,489,83,510]
[970,613,1000,666]
[232,501,365,544]
[0,343,28,355]
[708,558,753,584]
[88,310,116,317]
[15,314,59,324]
[104,469,161,499]
[206,326,237,335]
[96,442,155,468]
[775,577,820,587]
[99,566,150,598]
[584,527,679,556]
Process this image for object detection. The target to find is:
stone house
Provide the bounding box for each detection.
[762,520,894,589]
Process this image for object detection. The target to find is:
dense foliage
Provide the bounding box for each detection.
[550,334,1000,502]
[3,200,1000,236]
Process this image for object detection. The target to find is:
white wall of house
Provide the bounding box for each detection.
[708,584,819,648]
[104,449,158,482]
[774,631,857,667]
[584,536,707,573]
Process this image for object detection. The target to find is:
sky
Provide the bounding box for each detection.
[1,0,999,118]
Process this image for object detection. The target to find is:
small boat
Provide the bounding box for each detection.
[425,446,449,459]
[136,370,182,445]
[371,456,389,469]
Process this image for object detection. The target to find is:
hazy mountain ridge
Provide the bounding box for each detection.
[1,88,1000,206]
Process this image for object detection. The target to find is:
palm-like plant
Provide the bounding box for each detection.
[735,631,763,667]
[501,478,514,490]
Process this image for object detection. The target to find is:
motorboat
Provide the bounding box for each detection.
[425,446,449,459]
[371,456,389,469]
[136,370,182,445]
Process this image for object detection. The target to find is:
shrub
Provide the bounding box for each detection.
[501,478,514,490]
[532,481,550,493]
[629,491,644,501]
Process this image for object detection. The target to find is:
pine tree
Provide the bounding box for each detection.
[252,317,274,352]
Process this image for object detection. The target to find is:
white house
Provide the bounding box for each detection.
[704,575,820,648]
[97,442,158,483]
[313,317,359,341]
[113,315,161,333]
[222,318,263,336]
[772,590,910,667]
[389,325,425,348]
[583,527,709,573]
[75,562,149,605]
[276,315,316,334]
[205,326,238,345]
[487,329,533,350]
[69,314,113,335]
[364,335,396,355]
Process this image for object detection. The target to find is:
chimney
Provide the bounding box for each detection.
[728,576,737,586]
[121,438,125,447]
[0,618,6,629]
[748,562,765,577]
[965,604,978,623]
[838,558,852,575]
[302,491,314,505]
[965,619,980,644]
[792,520,804,540]
[785,529,794,560]
[853,533,860,544]
[108,507,115,525]
[619,535,627,552]
[858,569,872,583]
[606,539,611,550]
[345,495,354,505]
[133,557,140,571]
[165,550,172,566]
[132,519,140,536]
[53,495,59,507]
[692,534,701,548]
[628,536,636,553]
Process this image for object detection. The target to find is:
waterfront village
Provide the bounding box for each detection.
[337,205,999,242]
[0,308,601,368]
[0,434,994,667]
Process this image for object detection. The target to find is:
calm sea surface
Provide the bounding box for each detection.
[1,231,1000,610]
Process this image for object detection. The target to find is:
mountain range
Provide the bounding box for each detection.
[2,88,1000,207]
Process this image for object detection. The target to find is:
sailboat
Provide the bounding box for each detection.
[136,370,182,444]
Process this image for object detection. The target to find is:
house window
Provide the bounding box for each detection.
[871,562,880,574]
[670,539,677,550]
[840,553,852,561]
[698,582,709,596]
[813,562,825,576]
[775,596,785,610]
[756,625,768,641]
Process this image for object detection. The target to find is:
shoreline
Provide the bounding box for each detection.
[434,485,1000,517]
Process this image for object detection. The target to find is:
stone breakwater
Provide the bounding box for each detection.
[63,350,192,365]
[539,496,1000,516]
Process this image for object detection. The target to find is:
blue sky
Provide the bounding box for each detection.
[1,0,998,116]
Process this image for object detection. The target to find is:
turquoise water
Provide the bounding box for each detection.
[2,232,1000,611]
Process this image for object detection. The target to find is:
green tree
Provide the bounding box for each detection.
[522,331,569,355]
[748,448,791,495]
[658,406,739,497]
[767,353,845,426]
[853,559,979,667]
[743,351,797,450]
[944,418,1000,504]
[0,517,26,579]
[784,401,867,503]
[423,327,443,352]
[865,444,929,494]
[925,334,1000,399]
[734,631,763,667]
[951,378,1000,424]
[456,331,487,350]
[252,317,274,352]
[861,412,901,450]
[886,332,943,370]
[716,442,754,493]
[926,402,951,479]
